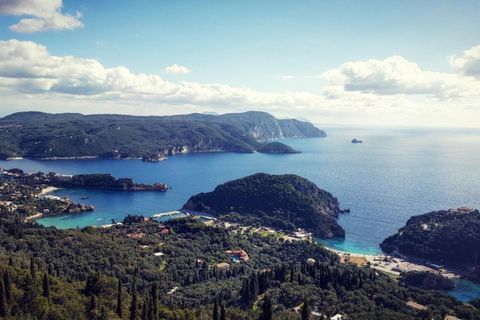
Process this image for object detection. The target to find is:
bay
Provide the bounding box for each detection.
[2,125,480,300]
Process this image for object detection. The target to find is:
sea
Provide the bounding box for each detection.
[1,125,480,301]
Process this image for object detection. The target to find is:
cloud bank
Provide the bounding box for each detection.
[323,56,470,100]
[0,39,479,127]
[0,0,83,33]
[0,39,321,109]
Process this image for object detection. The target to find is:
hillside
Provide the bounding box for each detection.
[380,207,480,270]
[0,177,479,319]
[183,173,345,238]
[0,111,325,159]
[256,142,300,154]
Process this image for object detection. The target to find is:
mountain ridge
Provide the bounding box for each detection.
[0,111,325,159]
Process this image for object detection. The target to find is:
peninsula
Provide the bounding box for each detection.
[381,207,480,279]
[0,111,325,160]
[183,173,345,238]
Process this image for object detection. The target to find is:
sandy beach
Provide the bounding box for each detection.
[38,186,60,197]
[324,246,454,278]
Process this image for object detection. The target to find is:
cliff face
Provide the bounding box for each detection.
[183,173,345,238]
[0,111,325,159]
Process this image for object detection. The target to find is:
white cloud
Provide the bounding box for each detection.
[0,39,322,109]
[165,64,190,74]
[323,55,473,100]
[450,45,480,79]
[0,0,83,33]
[281,75,293,80]
[0,39,479,127]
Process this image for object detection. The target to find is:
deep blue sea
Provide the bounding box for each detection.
[1,126,480,301]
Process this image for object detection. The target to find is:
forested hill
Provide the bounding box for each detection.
[0,111,325,159]
[183,173,346,238]
[380,208,480,270]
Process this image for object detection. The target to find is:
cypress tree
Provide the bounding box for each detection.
[87,294,97,319]
[259,296,273,320]
[141,300,148,320]
[3,270,12,303]
[220,301,226,320]
[117,279,123,318]
[130,282,138,320]
[213,297,219,320]
[30,257,35,277]
[0,276,7,317]
[301,299,310,320]
[42,273,50,299]
[151,282,158,320]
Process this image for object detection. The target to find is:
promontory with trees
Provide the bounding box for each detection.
[0,111,324,160]
[183,173,347,238]
[381,207,480,278]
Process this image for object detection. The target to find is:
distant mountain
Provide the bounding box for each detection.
[0,111,326,159]
[380,207,480,270]
[183,173,345,238]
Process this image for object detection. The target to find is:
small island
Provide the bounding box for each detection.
[183,173,345,238]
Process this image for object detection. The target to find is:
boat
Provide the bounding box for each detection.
[80,196,89,200]
[351,138,362,143]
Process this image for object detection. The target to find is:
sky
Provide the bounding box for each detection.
[0,0,480,127]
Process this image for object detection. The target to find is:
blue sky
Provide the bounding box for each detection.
[1,0,480,127]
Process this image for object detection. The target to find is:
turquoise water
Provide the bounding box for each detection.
[450,278,480,302]
[1,126,480,300]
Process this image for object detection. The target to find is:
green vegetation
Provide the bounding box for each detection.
[183,173,345,238]
[399,271,455,290]
[0,111,325,159]
[256,142,300,154]
[380,208,480,272]
[1,176,480,319]
[57,174,168,192]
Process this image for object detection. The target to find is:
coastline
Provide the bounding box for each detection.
[322,246,460,279]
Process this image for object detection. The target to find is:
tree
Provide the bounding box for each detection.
[3,270,12,303]
[0,276,7,317]
[42,273,50,299]
[213,298,219,320]
[151,282,158,320]
[259,296,273,320]
[220,301,226,320]
[130,283,138,320]
[117,279,123,318]
[30,257,36,277]
[301,299,310,320]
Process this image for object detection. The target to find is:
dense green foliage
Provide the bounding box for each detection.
[381,209,480,269]
[1,177,480,319]
[0,111,325,159]
[399,271,455,290]
[184,173,346,238]
[56,174,168,191]
[256,142,300,154]
[0,216,479,319]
